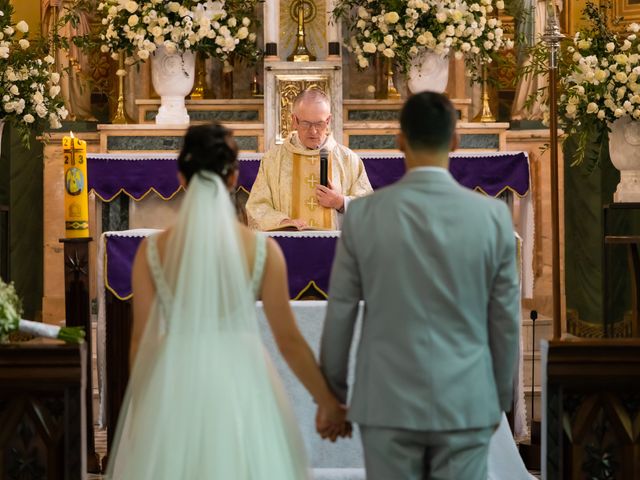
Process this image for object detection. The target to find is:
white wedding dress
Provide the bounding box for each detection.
[106,173,309,479]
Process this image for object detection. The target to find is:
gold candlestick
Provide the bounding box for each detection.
[190,52,207,100]
[473,65,496,123]
[387,58,401,100]
[111,52,132,124]
[287,1,316,62]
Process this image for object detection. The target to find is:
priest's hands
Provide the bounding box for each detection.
[316,402,352,442]
[316,181,345,211]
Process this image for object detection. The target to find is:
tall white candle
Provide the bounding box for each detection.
[326,0,339,44]
[264,0,280,46]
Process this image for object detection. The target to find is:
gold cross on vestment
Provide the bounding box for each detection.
[306,155,318,166]
[308,219,317,228]
[306,173,319,189]
[305,196,319,211]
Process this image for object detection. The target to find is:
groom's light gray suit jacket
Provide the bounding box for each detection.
[320,168,520,431]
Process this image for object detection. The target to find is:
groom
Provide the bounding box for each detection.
[317,92,521,479]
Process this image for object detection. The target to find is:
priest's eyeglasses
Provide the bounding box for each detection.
[295,117,330,131]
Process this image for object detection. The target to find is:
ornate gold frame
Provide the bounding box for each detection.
[612,0,640,28]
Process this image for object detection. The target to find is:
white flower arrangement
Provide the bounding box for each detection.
[527,2,640,167]
[333,0,512,79]
[96,0,259,64]
[0,4,67,144]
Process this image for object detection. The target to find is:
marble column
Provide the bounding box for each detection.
[264,0,280,60]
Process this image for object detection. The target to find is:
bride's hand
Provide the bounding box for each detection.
[316,401,351,442]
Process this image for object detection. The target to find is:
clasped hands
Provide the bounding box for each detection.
[315,401,352,442]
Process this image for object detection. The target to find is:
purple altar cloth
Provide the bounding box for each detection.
[104,232,338,300]
[88,152,529,201]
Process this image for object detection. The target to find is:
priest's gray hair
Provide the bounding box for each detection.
[292,88,331,113]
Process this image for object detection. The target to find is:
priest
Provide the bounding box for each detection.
[246,89,372,230]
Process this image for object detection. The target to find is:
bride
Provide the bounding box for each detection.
[106,123,349,479]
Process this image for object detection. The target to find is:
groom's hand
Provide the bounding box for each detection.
[316,403,352,442]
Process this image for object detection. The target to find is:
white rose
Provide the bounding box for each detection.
[565,103,577,115]
[18,38,29,50]
[15,21,28,33]
[35,103,47,118]
[586,102,599,114]
[363,42,377,54]
[32,91,44,104]
[4,26,14,35]
[49,85,61,97]
[358,56,369,68]
[436,12,447,23]
[137,49,150,59]
[151,26,163,37]
[9,85,18,95]
[383,48,394,58]
[384,34,393,46]
[168,2,180,13]
[358,6,369,19]
[242,17,250,27]
[578,39,590,50]
[616,71,628,82]
[0,46,8,58]
[357,19,366,29]
[614,108,624,117]
[108,6,117,16]
[416,34,426,45]
[49,115,62,129]
[383,12,400,24]
[128,15,139,27]
[606,42,615,52]
[237,26,248,40]
[595,69,608,81]
[23,113,35,124]
[51,72,61,83]
[125,1,138,14]
[597,110,606,119]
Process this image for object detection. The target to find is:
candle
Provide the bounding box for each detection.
[326,0,339,44]
[63,132,89,238]
[264,0,279,47]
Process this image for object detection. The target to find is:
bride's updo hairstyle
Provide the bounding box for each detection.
[177,123,239,184]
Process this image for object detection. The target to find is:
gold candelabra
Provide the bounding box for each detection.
[386,58,401,100]
[111,52,132,124]
[287,1,315,62]
[473,65,496,123]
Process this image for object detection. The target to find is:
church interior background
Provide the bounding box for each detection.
[2,0,640,478]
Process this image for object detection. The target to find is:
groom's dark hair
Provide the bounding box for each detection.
[400,92,457,153]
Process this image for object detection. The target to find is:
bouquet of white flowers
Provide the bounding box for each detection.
[0,278,84,344]
[96,0,259,64]
[333,0,512,80]
[0,1,67,145]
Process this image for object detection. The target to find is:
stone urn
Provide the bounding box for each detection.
[151,45,196,125]
[609,115,640,202]
[407,51,449,94]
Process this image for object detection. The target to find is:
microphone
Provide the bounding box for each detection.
[320,148,329,187]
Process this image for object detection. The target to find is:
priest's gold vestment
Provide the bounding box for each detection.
[246,133,372,230]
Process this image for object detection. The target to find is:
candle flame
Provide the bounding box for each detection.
[70,131,75,139]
